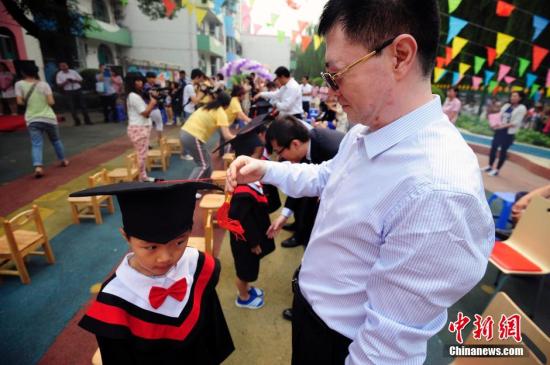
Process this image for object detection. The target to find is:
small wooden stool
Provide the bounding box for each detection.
[210,170,226,188]
[166,137,182,156]
[199,194,225,225]
[222,153,235,170]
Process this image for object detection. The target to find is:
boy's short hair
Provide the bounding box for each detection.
[266,116,310,149]
[274,66,291,79]
[190,68,204,80]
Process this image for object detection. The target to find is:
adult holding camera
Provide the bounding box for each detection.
[180,91,235,179]
[126,75,157,182]
[56,62,92,126]
[143,72,165,144]
[95,64,120,123]
[182,69,207,121]
[253,66,303,119]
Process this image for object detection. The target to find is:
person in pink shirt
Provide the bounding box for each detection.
[442,87,461,124]
[0,62,17,115]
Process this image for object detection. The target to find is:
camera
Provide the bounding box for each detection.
[147,86,170,106]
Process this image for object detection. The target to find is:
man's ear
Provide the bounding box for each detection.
[390,34,418,80]
[119,228,130,243]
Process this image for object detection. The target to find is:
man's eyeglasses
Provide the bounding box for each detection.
[320,37,397,91]
[273,146,287,155]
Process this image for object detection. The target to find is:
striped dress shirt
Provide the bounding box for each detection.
[262,96,495,364]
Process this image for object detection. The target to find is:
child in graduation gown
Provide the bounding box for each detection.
[219,116,276,309]
[72,181,234,365]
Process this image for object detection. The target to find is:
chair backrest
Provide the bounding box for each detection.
[2,205,44,253]
[507,196,550,271]
[459,292,550,365]
[204,211,213,254]
[159,137,170,156]
[88,169,108,188]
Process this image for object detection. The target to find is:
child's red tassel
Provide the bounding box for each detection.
[216,193,246,241]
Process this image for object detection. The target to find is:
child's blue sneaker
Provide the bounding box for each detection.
[249,287,264,297]
[236,289,264,309]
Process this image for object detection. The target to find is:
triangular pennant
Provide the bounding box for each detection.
[433,67,447,83]
[181,0,188,6]
[195,8,207,25]
[458,63,471,76]
[496,33,514,58]
[472,76,483,89]
[298,20,309,33]
[313,35,323,50]
[436,56,446,69]
[213,0,224,14]
[488,80,499,93]
[269,13,280,27]
[163,0,176,17]
[277,30,286,43]
[291,30,299,45]
[526,73,537,88]
[497,64,511,82]
[253,24,262,35]
[448,0,462,13]
[532,45,549,71]
[529,84,540,98]
[486,47,496,66]
[546,69,550,87]
[518,58,530,77]
[451,36,468,59]
[446,16,468,44]
[504,76,516,85]
[186,3,195,15]
[301,36,312,52]
[532,16,549,41]
[452,71,463,85]
[474,56,486,74]
[445,47,453,66]
[547,87,550,98]
[484,70,495,85]
[495,1,515,17]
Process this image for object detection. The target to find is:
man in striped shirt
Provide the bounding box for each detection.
[227,0,494,364]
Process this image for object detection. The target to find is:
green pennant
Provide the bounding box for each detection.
[529,84,540,98]
[474,56,486,75]
[518,58,530,77]
[488,80,499,93]
[277,30,286,43]
[448,0,463,13]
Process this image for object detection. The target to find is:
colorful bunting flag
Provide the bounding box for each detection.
[291,30,299,45]
[458,63,470,76]
[495,1,515,17]
[163,0,176,17]
[287,0,300,10]
[546,69,550,87]
[120,0,128,5]
[503,76,516,85]
[268,13,280,27]
[529,84,540,98]
[277,30,286,43]
[526,73,537,88]
[496,33,514,58]
[474,56,486,74]
[484,70,495,85]
[253,24,262,35]
[313,35,323,50]
[195,8,207,25]
[445,47,453,66]
[436,56,446,69]
[186,3,195,15]
[241,3,251,32]
[488,80,499,93]
[433,67,447,83]
[518,58,530,77]
[452,72,463,85]
[547,87,550,98]
[301,36,312,52]
[532,16,549,42]
[451,36,468,59]
[532,45,549,71]
[472,76,482,89]
[448,0,462,14]
[298,20,309,33]
[486,47,496,66]
[497,64,511,82]
[446,16,468,44]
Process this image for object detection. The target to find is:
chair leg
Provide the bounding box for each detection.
[12,253,31,284]
[107,197,115,214]
[70,203,81,224]
[42,238,56,264]
[93,203,103,224]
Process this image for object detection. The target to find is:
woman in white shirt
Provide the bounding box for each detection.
[483,91,527,176]
[126,75,157,182]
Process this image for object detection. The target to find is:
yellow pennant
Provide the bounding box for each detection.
[433,67,447,83]
[452,36,468,59]
[458,62,471,76]
[313,35,323,50]
[187,3,195,15]
[496,32,514,58]
[181,0,188,6]
[195,8,207,25]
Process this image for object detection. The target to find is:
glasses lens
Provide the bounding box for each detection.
[321,73,339,91]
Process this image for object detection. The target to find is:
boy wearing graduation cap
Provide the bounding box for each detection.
[72,181,234,364]
[216,114,276,309]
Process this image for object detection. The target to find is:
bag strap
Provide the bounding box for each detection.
[23,82,38,106]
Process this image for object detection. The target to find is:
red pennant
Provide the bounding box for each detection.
[216,194,246,241]
[436,56,446,69]
[286,0,300,10]
[495,1,515,17]
[445,47,453,66]
[298,20,309,33]
[486,47,496,66]
[532,45,549,72]
[163,0,176,17]
[301,36,312,52]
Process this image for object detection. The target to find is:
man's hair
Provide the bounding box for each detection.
[448,86,458,93]
[274,66,291,78]
[302,75,309,80]
[180,70,186,74]
[266,116,310,148]
[145,71,157,79]
[318,0,440,77]
[203,91,231,110]
[190,68,204,80]
[216,73,224,80]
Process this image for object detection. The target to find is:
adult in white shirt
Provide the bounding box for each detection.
[300,76,313,117]
[253,66,303,118]
[55,62,92,126]
[182,69,207,120]
[227,1,494,364]
[126,75,158,182]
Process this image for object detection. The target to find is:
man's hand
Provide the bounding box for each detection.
[226,156,267,192]
[251,245,262,255]
[266,215,288,239]
[252,94,260,102]
[511,198,529,222]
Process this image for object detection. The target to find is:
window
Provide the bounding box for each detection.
[92,0,110,23]
[0,28,18,60]
[97,44,114,65]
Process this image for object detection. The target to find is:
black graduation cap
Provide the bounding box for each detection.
[213,112,275,155]
[69,181,221,244]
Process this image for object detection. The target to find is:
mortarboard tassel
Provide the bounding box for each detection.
[216,193,246,241]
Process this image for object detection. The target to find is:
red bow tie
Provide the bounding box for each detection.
[148,278,187,309]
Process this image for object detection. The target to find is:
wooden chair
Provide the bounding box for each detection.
[199,193,225,225]
[489,196,550,316]
[451,292,550,365]
[210,170,226,188]
[107,152,139,183]
[0,205,55,284]
[146,137,171,172]
[187,211,214,254]
[166,137,183,156]
[223,152,235,170]
[68,169,115,224]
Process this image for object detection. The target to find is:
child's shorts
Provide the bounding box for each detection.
[151,109,163,132]
[230,239,260,282]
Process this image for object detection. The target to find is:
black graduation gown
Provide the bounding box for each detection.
[79,252,234,365]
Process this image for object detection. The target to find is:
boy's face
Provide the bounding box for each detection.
[122,229,190,276]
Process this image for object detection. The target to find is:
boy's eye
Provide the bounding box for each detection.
[144,245,157,251]
[176,241,186,246]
